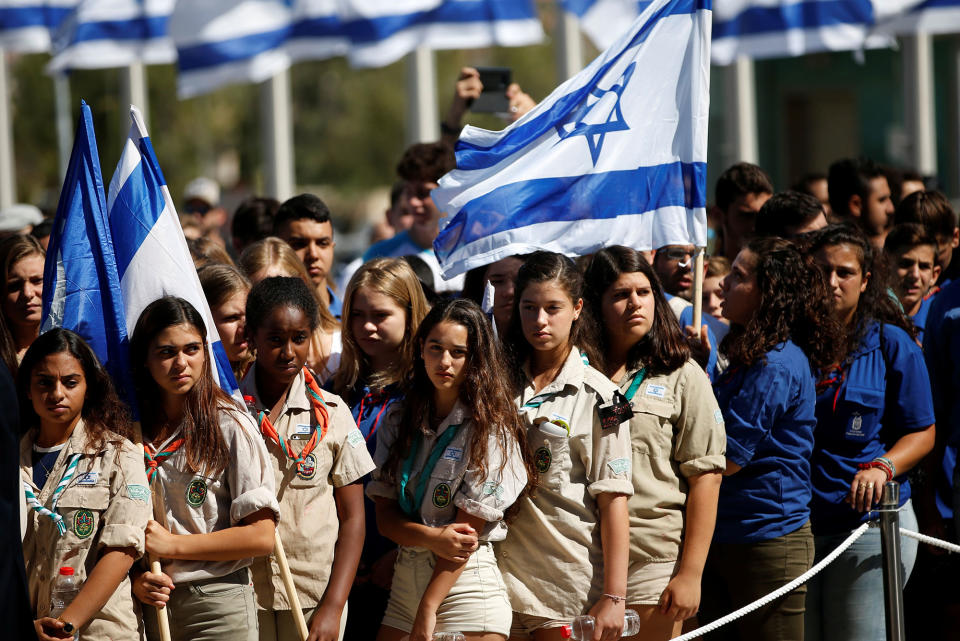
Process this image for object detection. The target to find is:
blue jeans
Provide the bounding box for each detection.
[804,500,919,641]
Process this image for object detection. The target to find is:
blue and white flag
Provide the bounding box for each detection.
[560,0,648,54]
[170,0,296,99]
[107,105,241,399]
[874,0,960,34]
[0,0,78,52]
[41,100,135,405]
[46,0,175,72]
[342,0,543,69]
[432,0,710,278]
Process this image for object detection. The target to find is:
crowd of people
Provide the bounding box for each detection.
[3,71,960,641]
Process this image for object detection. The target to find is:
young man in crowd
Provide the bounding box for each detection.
[895,190,960,287]
[274,193,341,317]
[713,162,773,261]
[828,157,895,249]
[885,223,941,341]
[362,142,464,293]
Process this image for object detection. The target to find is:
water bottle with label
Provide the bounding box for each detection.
[433,634,466,641]
[560,609,641,640]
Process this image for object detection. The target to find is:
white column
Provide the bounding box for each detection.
[53,73,72,181]
[903,33,937,176]
[120,62,149,134]
[0,48,16,208]
[725,56,758,165]
[405,46,439,145]
[556,10,583,82]
[260,69,295,201]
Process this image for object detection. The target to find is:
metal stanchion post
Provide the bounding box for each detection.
[879,481,906,641]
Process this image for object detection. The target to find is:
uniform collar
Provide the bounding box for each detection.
[523,346,584,398]
[426,399,470,437]
[241,363,336,416]
[20,419,90,492]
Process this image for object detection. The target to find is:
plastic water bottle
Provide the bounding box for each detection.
[243,395,258,415]
[560,609,641,639]
[50,566,80,618]
[433,634,465,641]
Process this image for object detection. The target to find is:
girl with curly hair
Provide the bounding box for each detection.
[368,298,530,641]
[700,236,844,641]
[498,251,634,640]
[804,225,934,641]
[19,328,150,641]
[583,246,725,640]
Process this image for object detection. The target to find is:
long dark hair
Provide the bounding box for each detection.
[17,328,134,452]
[722,237,843,370]
[582,246,690,376]
[130,297,230,477]
[806,224,917,359]
[385,299,535,496]
[505,251,602,388]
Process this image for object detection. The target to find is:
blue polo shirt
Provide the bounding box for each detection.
[812,322,934,535]
[665,293,721,379]
[910,288,938,343]
[923,280,960,520]
[713,340,816,543]
[327,286,343,319]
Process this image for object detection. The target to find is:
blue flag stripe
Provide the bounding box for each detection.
[66,15,170,44]
[109,162,166,278]
[713,0,874,37]
[434,161,706,263]
[453,0,706,172]
[0,7,73,29]
[178,26,290,72]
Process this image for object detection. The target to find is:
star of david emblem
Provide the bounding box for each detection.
[555,62,636,166]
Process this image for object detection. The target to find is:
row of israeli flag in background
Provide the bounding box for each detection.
[40,101,241,410]
[0,0,543,96]
[563,0,960,64]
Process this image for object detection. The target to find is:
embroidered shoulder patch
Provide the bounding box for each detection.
[432,482,452,508]
[127,484,150,503]
[607,457,630,476]
[714,409,724,425]
[346,429,365,449]
[482,481,505,500]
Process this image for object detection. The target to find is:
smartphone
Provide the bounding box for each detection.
[471,67,512,114]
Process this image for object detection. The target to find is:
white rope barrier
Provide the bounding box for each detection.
[672,522,872,641]
[901,528,960,554]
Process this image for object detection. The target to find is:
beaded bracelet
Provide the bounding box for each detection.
[874,456,896,478]
[603,593,627,603]
[857,460,893,482]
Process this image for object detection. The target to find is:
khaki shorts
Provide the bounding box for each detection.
[144,568,258,641]
[382,543,512,636]
[509,612,570,637]
[627,559,680,605]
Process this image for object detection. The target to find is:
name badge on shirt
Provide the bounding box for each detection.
[442,447,463,462]
[597,391,634,429]
[291,423,313,441]
[76,472,98,486]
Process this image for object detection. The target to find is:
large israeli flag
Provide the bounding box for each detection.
[46,0,175,72]
[0,0,78,52]
[107,105,241,399]
[41,100,136,405]
[433,0,710,278]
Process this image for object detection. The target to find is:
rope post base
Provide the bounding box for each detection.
[879,481,906,641]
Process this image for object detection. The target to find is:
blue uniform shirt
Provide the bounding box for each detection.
[327,286,343,319]
[713,340,817,543]
[666,293,721,379]
[923,280,960,520]
[910,289,938,343]
[812,322,934,535]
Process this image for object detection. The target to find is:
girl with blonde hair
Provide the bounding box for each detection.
[334,257,429,641]
[198,263,254,382]
[239,237,340,380]
[0,234,45,367]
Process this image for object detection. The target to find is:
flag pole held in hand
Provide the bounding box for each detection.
[274,531,308,641]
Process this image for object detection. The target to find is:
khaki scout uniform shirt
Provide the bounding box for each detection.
[148,404,281,584]
[21,421,150,640]
[366,400,528,542]
[242,365,375,610]
[620,360,725,563]
[498,347,634,619]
